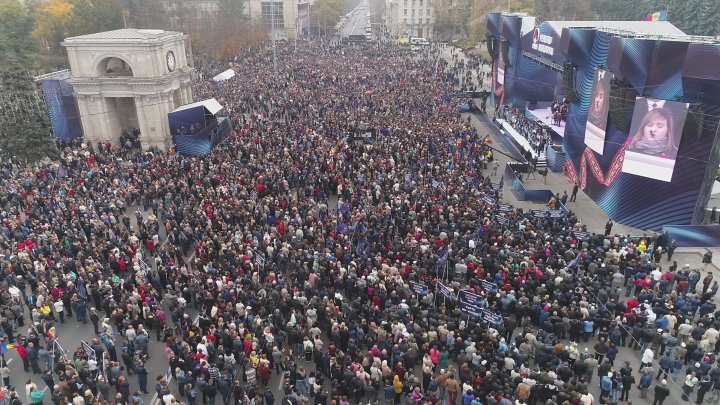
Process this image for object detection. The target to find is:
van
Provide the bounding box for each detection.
[410,37,429,46]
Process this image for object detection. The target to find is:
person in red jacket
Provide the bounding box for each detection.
[259,362,272,387]
[14,344,28,372]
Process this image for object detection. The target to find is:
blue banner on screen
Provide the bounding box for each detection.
[622,98,689,182]
[409,281,429,296]
[584,68,613,155]
[663,225,720,248]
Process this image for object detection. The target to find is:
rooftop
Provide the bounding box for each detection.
[63,29,183,44]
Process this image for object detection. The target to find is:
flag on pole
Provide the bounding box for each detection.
[0,342,14,355]
[438,249,449,266]
[48,326,56,340]
[57,164,67,179]
[646,10,667,21]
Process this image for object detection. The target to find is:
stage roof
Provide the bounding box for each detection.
[543,20,686,36]
[171,98,224,116]
[212,69,236,82]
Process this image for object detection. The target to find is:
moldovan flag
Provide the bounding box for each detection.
[0,342,13,355]
[47,326,56,340]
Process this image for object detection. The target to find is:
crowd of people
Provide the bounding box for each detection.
[442,49,491,94]
[550,100,569,128]
[0,39,717,405]
[497,106,552,157]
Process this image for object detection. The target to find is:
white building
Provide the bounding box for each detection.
[246,0,312,40]
[384,0,434,39]
[162,0,311,40]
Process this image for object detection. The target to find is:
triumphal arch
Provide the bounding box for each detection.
[63,29,193,150]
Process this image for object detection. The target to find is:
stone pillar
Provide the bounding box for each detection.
[181,84,193,105]
[77,94,119,145]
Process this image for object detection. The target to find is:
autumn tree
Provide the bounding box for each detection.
[206,0,252,60]
[31,0,75,53]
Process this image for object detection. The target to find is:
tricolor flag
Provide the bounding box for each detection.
[0,342,14,354]
[645,10,667,21]
[48,326,56,340]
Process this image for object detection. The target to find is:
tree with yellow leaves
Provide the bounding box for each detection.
[31,0,75,52]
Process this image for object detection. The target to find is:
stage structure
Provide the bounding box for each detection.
[487,13,720,230]
[62,29,194,151]
[169,98,233,156]
[33,69,84,142]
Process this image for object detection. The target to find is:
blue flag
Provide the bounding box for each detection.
[438,249,449,266]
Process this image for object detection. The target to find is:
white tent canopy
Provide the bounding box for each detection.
[171,98,224,116]
[212,69,236,82]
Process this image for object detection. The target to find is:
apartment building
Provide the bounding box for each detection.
[384,0,433,39]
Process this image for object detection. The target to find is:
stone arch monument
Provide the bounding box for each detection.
[62,29,194,150]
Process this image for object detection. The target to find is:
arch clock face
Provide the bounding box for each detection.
[167,51,176,72]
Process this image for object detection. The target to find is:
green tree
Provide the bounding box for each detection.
[314,0,345,27]
[0,0,60,164]
[535,0,592,21]
[432,0,534,43]
[67,0,125,36]
[123,0,168,29]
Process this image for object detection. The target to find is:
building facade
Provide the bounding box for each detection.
[162,0,311,40]
[384,0,434,39]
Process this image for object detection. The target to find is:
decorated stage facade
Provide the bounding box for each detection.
[487,13,720,230]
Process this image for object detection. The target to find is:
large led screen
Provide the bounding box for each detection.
[584,68,613,154]
[621,97,689,182]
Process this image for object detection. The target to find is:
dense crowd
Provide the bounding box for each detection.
[0,40,718,405]
[442,49,491,94]
[550,100,569,127]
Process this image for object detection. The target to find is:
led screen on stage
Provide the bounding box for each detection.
[621,97,689,182]
[584,68,613,154]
